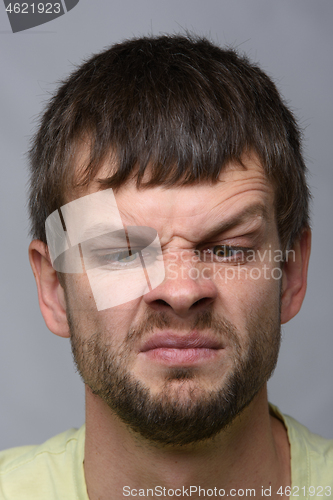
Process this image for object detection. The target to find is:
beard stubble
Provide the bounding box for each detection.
[68,304,281,446]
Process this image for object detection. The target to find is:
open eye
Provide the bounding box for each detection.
[83,242,161,271]
[99,249,140,267]
[112,251,138,263]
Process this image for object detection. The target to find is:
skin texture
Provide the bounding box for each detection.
[29,153,311,499]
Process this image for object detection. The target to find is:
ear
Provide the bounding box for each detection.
[280,229,311,324]
[29,240,70,338]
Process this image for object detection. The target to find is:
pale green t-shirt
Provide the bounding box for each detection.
[0,405,332,499]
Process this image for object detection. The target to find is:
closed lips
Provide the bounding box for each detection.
[140,333,223,352]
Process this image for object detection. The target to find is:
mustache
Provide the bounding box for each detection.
[125,309,241,350]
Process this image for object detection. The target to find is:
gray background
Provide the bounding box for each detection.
[0,0,332,449]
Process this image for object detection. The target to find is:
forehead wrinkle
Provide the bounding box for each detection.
[160,171,272,223]
[118,208,147,229]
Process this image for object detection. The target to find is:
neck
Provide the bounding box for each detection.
[84,385,290,500]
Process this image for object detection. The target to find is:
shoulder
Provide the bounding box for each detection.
[270,404,333,489]
[0,426,88,500]
[284,412,333,458]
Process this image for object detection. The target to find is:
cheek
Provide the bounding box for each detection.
[215,265,281,332]
[65,274,96,313]
[65,273,142,340]
[97,300,141,337]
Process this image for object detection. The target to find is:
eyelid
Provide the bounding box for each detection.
[200,244,252,263]
[204,217,266,244]
[225,215,267,235]
[199,228,264,251]
[92,246,159,269]
[93,247,139,255]
[198,235,256,252]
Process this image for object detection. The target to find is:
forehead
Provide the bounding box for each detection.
[105,156,269,219]
[68,152,275,244]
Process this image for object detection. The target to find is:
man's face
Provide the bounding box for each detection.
[64,154,282,445]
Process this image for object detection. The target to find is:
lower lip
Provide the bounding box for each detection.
[142,347,221,364]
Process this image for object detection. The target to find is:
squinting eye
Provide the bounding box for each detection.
[202,245,246,263]
[213,245,239,259]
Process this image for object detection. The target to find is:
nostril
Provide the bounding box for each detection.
[190,297,213,309]
[155,299,170,307]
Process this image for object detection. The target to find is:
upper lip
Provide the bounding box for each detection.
[140,332,223,352]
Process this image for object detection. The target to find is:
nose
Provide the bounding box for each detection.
[143,250,218,318]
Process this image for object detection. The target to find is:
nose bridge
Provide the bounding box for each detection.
[143,248,218,316]
[164,247,201,277]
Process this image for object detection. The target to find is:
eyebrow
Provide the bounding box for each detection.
[201,204,270,242]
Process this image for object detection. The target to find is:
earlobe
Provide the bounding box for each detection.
[280,229,311,324]
[29,240,70,338]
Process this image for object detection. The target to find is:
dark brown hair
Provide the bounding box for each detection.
[28,34,310,249]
